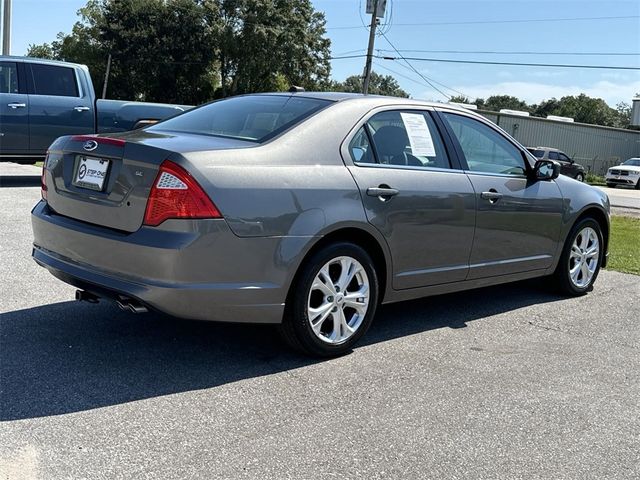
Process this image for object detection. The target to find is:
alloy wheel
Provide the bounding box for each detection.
[568,226,600,288]
[307,256,370,344]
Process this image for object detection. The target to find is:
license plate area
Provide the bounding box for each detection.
[72,156,110,191]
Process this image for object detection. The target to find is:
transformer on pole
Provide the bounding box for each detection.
[362,0,386,94]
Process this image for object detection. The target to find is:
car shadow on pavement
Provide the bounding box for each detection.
[0,279,564,421]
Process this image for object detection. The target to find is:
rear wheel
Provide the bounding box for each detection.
[552,218,603,296]
[279,243,379,357]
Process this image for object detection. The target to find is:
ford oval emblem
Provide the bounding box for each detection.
[83,140,98,151]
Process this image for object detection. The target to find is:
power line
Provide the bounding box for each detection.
[380,55,640,70]
[327,14,640,30]
[376,48,640,57]
[379,32,452,100]
[381,58,470,98]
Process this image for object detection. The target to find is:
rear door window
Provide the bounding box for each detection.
[548,151,560,160]
[29,63,79,97]
[528,148,545,159]
[353,110,451,169]
[0,62,19,94]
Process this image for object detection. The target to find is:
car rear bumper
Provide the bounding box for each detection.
[31,201,290,324]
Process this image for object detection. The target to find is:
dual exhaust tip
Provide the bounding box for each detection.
[75,289,148,314]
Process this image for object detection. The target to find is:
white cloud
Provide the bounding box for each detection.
[437,80,640,106]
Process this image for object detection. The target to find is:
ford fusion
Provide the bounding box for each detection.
[32,93,610,356]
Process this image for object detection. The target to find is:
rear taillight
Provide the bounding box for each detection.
[41,158,48,201]
[143,160,222,226]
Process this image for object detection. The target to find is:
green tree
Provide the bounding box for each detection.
[332,71,409,97]
[533,94,620,126]
[475,95,531,112]
[26,0,332,103]
[215,0,331,96]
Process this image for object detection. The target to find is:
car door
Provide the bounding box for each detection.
[343,108,476,289]
[557,152,577,177]
[438,110,564,280]
[0,61,29,155]
[26,62,94,154]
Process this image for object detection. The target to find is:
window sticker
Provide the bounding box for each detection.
[400,112,436,157]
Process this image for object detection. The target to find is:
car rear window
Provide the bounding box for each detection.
[148,95,332,143]
[527,148,545,158]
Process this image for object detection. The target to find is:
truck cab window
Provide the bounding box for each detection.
[30,64,79,97]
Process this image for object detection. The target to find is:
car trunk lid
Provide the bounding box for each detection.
[44,131,254,232]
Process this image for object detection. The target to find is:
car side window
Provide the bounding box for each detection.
[354,110,450,169]
[0,62,19,94]
[29,63,79,97]
[558,153,571,162]
[442,112,526,176]
[548,151,560,161]
[348,126,375,163]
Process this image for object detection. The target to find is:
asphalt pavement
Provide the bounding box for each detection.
[1,185,639,479]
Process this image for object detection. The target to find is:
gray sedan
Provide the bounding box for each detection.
[32,93,610,356]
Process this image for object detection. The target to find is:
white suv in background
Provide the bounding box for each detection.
[605,158,640,189]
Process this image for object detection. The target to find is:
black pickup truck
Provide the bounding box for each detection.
[0,56,191,163]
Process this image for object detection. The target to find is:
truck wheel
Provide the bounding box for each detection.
[278,242,379,357]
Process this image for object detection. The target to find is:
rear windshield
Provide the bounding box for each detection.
[148,95,332,143]
[527,148,545,158]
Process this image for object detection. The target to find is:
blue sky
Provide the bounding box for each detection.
[6,0,640,106]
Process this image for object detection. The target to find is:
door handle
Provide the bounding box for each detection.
[480,190,503,204]
[7,103,26,109]
[367,186,399,200]
[74,106,90,112]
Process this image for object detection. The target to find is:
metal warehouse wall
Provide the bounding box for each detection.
[477,110,640,175]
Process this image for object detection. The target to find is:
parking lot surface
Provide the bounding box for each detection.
[1,186,639,479]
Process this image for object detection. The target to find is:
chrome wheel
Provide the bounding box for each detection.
[568,226,600,288]
[307,256,370,344]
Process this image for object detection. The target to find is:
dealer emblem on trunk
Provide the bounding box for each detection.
[83,140,98,151]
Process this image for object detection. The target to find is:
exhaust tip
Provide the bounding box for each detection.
[76,290,99,303]
[116,297,148,314]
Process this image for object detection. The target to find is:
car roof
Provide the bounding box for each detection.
[530,146,562,152]
[0,55,87,69]
[252,91,450,108]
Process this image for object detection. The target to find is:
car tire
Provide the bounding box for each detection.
[635,179,640,190]
[278,242,379,357]
[606,183,615,188]
[552,218,604,296]
[575,173,584,182]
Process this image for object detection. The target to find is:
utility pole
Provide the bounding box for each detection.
[362,0,379,95]
[2,0,12,56]
[102,53,112,99]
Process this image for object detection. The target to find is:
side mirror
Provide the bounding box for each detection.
[534,160,561,180]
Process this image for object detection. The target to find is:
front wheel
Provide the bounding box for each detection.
[278,243,379,357]
[636,179,640,190]
[552,218,603,296]
[575,173,584,182]
[606,183,616,188]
